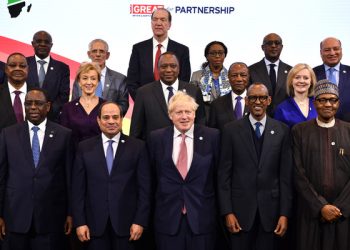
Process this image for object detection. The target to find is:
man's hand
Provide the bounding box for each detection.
[321,205,342,222]
[129,224,144,241]
[274,216,288,237]
[225,213,242,234]
[0,217,5,240]
[76,225,90,242]
[64,216,73,235]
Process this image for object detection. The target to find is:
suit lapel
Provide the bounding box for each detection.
[20,122,36,169]
[153,82,168,116]
[241,118,259,165]
[28,57,39,87]
[223,94,235,121]
[259,117,275,167]
[275,62,287,97]
[110,133,127,175]
[339,64,349,90]
[164,127,184,180]
[146,39,154,77]
[103,68,111,99]
[36,121,56,170]
[258,60,272,94]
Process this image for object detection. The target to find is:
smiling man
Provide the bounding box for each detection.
[218,82,293,250]
[292,79,350,250]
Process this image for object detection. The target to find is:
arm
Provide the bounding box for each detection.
[0,132,7,240]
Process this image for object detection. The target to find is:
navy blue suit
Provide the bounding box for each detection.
[126,38,191,100]
[313,64,350,122]
[0,83,18,133]
[72,134,151,246]
[148,125,219,249]
[26,56,70,121]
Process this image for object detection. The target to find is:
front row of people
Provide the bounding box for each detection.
[0,78,349,250]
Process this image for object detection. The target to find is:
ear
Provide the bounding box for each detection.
[105,52,110,60]
[267,96,272,106]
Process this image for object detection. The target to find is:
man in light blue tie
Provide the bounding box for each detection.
[0,88,73,250]
[313,37,350,121]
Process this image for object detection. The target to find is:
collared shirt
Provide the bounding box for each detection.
[264,58,280,76]
[172,125,194,171]
[249,114,267,135]
[8,82,27,112]
[100,66,107,91]
[153,37,169,70]
[160,79,179,104]
[316,117,335,128]
[231,90,247,117]
[35,55,50,75]
[28,119,47,151]
[324,63,340,85]
[101,132,120,158]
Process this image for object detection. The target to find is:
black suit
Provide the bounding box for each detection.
[126,38,191,100]
[208,92,248,131]
[0,83,22,133]
[130,80,206,140]
[26,56,70,121]
[0,61,5,84]
[249,59,292,113]
[218,116,293,250]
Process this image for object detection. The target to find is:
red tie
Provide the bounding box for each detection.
[177,134,188,213]
[154,44,162,81]
[13,90,24,123]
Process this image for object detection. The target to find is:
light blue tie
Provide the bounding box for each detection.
[328,67,337,85]
[38,60,46,87]
[95,81,103,97]
[32,126,40,167]
[255,122,262,139]
[106,140,114,174]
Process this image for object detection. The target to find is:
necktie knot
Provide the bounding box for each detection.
[38,60,46,66]
[235,96,242,101]
[269,63,275,69]
[255,122,262,138]
[14,90,21,96]
[108,139,114,146]
[157,44,162,49]
[32,126,39,133]
[167,86,174,102]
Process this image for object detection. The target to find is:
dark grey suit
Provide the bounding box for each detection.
[0,83,21,133]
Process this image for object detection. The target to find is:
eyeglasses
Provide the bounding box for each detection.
[24,100,47,107]
[315,98,339,104]
[247,95,269,103]
[208,51,225,57]
[263,40,282,46]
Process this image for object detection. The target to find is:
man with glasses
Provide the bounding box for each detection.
[292,79,350,250]
[218,82,293,250]
[313,37,350,122]
[249,33,292,114]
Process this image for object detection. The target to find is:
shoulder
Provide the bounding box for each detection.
[313,64,324,72]
[106,67,126,79]
[292,119,315,133]
[133,38,152,48]
[50,57,69,69]
[268,117,289,130]
[340,64,350,71]
[48,121,72,134]
[122,133,145,147]
[26,56,35,63]
[137,81,158,93]
[279,60,292,70]
[169,39,189,50]
[248,59,264,69]
[195,124,219,137]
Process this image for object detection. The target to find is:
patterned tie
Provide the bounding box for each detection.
[269,64,277,95]
[255,122,262,139]
[38,60,46,87]
[328,67,337,85]
[106,140,114,175]
[32,126,40,167]
[234,96,242,119]
[13,90,24,122]
[95,81,103,97]
[167,86,174,103]
[177,134,188,213]
[154,44,162,81]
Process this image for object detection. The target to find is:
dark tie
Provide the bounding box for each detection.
[154,44,162,80]
[269,64,276,95]
[32,126,40,167]
[255,122,262,139]
[234,96,242,119]
[328,67,336,85]
[106,140,114,175]
[167,86,174,103]
[95,81,103,97]
[13,90,24,123]
[38,60,46,87]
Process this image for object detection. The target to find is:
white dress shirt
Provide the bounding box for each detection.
[101,132,120,158]
[231,90,247,117]
[249,114,267,135]
[35,55,50,75]
[28,119,47,151]
[153,37,169,70]
[160,79,179,104]
[8,82,27,113]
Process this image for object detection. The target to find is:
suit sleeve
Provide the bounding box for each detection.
[178,46,191,82]
[130,91,146,140]
[126,45,141,100]
[0,131,8,217]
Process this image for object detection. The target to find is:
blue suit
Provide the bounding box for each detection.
[313,64,350,122]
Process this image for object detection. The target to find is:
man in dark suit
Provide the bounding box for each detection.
[72,102,151,250]
[71,39,129,115]
[0,88,73,250]
[0,61,5,84]
[218,83,293,250]
[313,37,350,122]
[130,52,205,140]
[249,33,292,114]
[148,91,220,250]
[0,53,29,133]
[126,8,191,100]
[209,62,249,131]
[26,30,70,121]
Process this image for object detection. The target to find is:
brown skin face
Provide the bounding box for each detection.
[24,90,51,125]
[31,31,53,59]
[5,54,28,87]
[228,64,249,95]
[158,54,179,85]
[320,38,342,67]
[261,33,283,63]
[314,93,339,123]
[87,41,110,69]
[97,103,123,139]
[206,43,226,71]
[245,84,271,121]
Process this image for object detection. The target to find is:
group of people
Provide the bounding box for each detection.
[0,7,350,250]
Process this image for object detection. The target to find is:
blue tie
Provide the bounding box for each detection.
[255,122,262,138]
[106,140,114,174]
[32,126,40,167]
[234,96,242,119]
[167,86,174,103]
[38,60,46,87]
[95,81,103,97]
[328,67,337,85]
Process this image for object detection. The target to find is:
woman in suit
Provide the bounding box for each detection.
[60,62,104,148]
[274,63,317,128]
